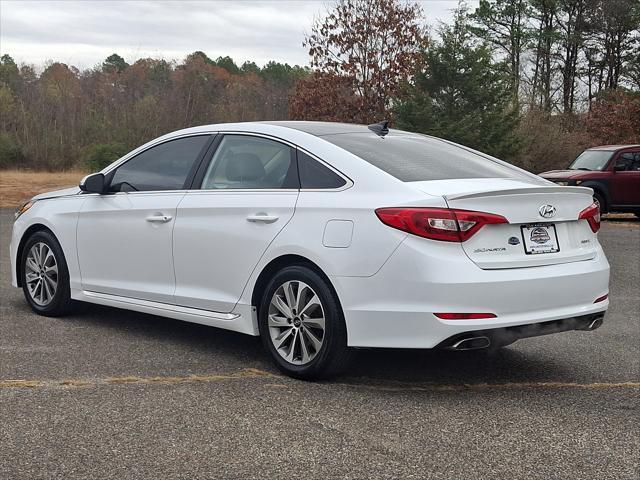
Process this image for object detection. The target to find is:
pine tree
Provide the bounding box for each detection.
[395,6,522,161]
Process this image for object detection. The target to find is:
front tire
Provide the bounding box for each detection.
[258,265,352,380]
[593,191,606,214]
[20,230,73,317]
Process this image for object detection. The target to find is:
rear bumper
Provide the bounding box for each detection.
[435,312,605,350]
[332,236,610,348]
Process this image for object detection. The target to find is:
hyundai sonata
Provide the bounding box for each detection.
[10,121,610,378]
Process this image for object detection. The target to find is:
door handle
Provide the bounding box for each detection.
[146,214,173,223]
[246,214,279,224]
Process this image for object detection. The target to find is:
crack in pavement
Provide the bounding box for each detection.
[0,370,638,392]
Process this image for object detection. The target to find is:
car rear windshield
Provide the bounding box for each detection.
[322,132,531,182]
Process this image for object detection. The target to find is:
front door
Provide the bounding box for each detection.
[609,150,640,206]
[77,134,211,303]
[173,134,299,312]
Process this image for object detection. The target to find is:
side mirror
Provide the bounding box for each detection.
[613,164,626,172]
[80,173,106,194]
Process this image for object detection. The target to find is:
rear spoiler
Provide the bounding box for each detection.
[445,185,593,201]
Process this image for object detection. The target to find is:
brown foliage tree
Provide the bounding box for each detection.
[293,0,427,122]
[289,72,363,122]
[585,90,640,144]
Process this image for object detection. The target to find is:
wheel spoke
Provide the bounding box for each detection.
[302,316,325,330]
[302,325,323,351]
[26,257,39,273]
[268,314,289,328]
[283,282,297,313]
[30,279,40,295]
[44,264,58,276]
[43,273,57,290]
[272,294,293,318]
[273,327,294,349]
[42,276,54,301]
[299,330,311,363]
[38,280,46,303]
[294,283,306,313]
[299,294,320,317]
[44,248,55,266]
[25,272,39,283]
[285,329,299,362]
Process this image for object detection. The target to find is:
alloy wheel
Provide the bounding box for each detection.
[25,242,58,306]
[268,280,326,365]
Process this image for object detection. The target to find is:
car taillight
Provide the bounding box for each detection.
[434,313,497,320]
[579,202,600,233]
[375,207,508,242]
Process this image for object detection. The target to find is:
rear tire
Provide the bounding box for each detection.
[258,265,352,380]
[20,230,73,317]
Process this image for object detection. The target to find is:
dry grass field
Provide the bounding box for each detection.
[0,170,86,208]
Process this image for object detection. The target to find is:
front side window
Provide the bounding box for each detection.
[323,132,532,182]
[201,135,296,189]
[110,135,210,192]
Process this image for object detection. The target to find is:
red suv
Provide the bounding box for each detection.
[540,145,640,217]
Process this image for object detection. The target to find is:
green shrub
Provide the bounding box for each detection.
[0,133,25,168]
[84,143,128,171]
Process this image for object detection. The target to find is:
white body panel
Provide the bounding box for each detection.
[331,237,609,348]
[172,190,298,312]
[10,121,610,350]
[77,192,185,303]
[411,179,600,269]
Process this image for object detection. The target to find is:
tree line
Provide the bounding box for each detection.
[0,0,638,173]
[0,51,307,170]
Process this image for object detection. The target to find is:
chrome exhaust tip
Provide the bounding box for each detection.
[449,335,491,351]
[576,315,604,331]
[587,317,603,330]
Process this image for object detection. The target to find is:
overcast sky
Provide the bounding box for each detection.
[0,0,477,70]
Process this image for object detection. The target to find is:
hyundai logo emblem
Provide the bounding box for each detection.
[539,205,556,218]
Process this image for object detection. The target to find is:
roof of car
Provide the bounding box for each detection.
[587,144,640,151]
[260,121,373,136]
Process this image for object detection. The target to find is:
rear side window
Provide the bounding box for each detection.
[298,151,347,189]
[323,132,531,182]
[110,135,209,192]
[201,135,296,189]
[615,151,640,171]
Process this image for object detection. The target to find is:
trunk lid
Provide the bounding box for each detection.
[410,179,598,269]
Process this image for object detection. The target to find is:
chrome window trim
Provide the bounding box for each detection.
[295,146,354,192]
[199,131,353,193]
[101,132,217,175]
[98,129,354,194]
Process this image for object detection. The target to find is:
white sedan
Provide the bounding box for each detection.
[10,121,610,379]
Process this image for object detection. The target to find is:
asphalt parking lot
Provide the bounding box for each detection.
[0,209,638,479]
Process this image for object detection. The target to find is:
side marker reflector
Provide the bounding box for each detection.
[434,313,497,320]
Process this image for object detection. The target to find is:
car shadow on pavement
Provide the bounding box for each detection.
[344,347,567,385]
[51,301,571,386]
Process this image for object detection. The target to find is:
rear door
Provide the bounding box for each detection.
[172,134,299,313]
